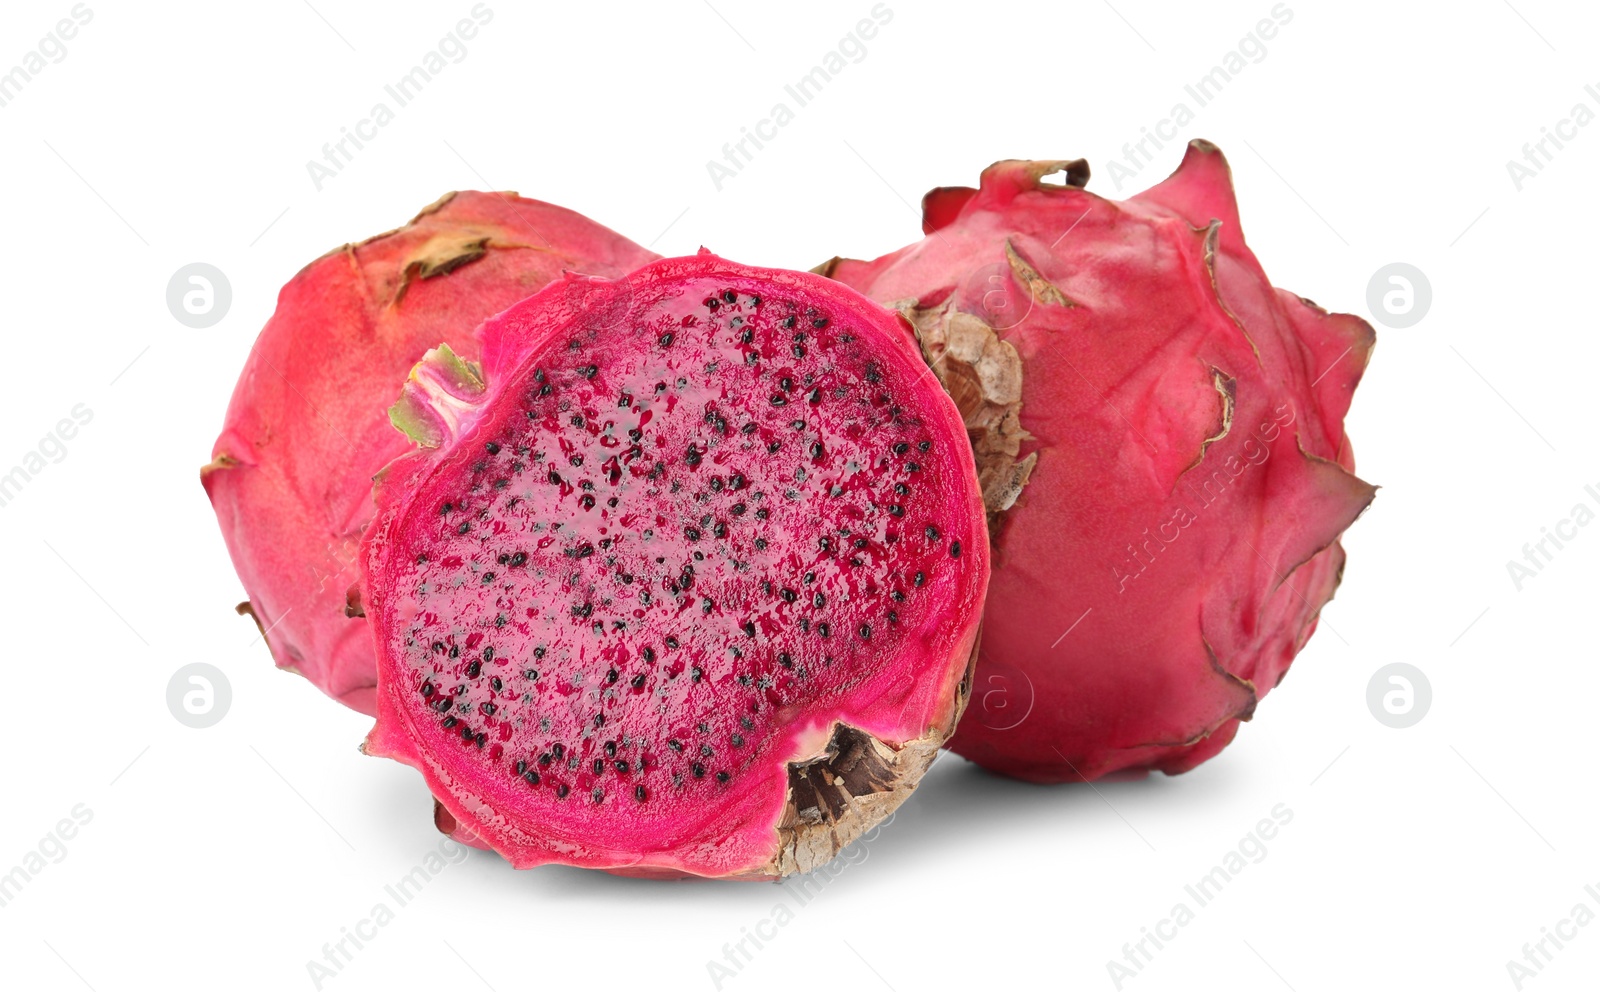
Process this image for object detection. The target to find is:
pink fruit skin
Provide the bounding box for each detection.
[203,193,657,715]
[361,254,988,877]
[825,141,1376,782]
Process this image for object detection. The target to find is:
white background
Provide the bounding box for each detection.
[1,1,1596,990]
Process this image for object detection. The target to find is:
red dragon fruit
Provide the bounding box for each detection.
[203,192,657,714]
[359,252,989,877]
[819,140,1376,782]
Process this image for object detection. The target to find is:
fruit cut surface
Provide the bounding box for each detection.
[363,253,988,877]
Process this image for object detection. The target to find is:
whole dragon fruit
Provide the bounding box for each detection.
[360,252,988,877]
[819,140,1376,782]
[203,192,657,714]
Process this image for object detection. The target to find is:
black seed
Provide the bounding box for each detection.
[692,762,706,778]
[914,571,926,587]
[592,787,605,803]
[441,716,457,729]
[457,522,471,535]
[853,538,868,550]
[782,315,797,329]
[716,771,731,783]
[749,295,761,306]
[925,525,940,541]
[515,760,528,775]
[606,668,619,684]
[700,742,714,757]
[594,759,606,774]
[481,572,495,583]
[659,332,674,346]
[684,526,701,542]
[780,588,797,603]
[819,537,832,551]
[441,503,453,515]
[770,394,786,407]
[552,743,565,757]
[891,590,905,602]
[918,440,931,452]
[465,659,482,678]
[691,666,703,682]
[510,552,527,566]
[736,674,752,686]
[859,624,871,640]
[669,739,683,752]
[524,669,539,681]
[723,289,737,303]
[556,784,570,799]
[615,760,629,772]
[523,770,539,785]
[767,441,781,454]
[631,674,646,689]
[480,701,496,716]
[475,733,486,748]
[754,538,767,550]
[635,784,647,801]
[731,502,746,515]
[950,541,962,558]
[713,522,727,538]
[666,636,680,649]
[642,647,656,663]
[810,442,823,459]
[580,365,598,379]
[906,462,921,472]
[888,610,899,624]
[793,344,806,359]
[421,682,435,698]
